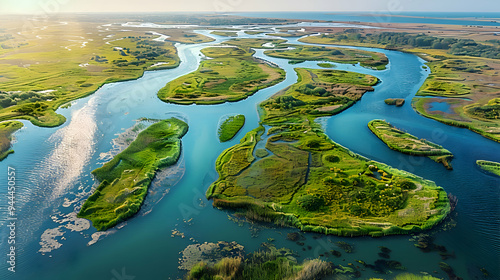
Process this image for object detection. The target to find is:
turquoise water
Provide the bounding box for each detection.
[232,12,500,26]
[428,101,452,113]
[0,30,499,280]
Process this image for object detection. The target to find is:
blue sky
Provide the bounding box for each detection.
[1,0,499,14]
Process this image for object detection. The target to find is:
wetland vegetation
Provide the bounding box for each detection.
[385,98,406,106]
[158,46,285,104]
[0,21,181,127]
[207,68,450,237]
[222,38,287,50]
[299,30,500,142]
[184,242,333,280]
[78,118,188,230]
[300,32,500,59]
[476,160,500,177]
[368,120,454,169]
[211,31,239,37]
[0,120,23,161]
[264,45,388,70]
[218,114,245,142]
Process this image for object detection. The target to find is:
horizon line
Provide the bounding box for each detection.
[1,11,499,16]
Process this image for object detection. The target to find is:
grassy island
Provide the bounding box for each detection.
[318,62,336,68]
[368,120,454,170]
[158,46,285,105]
[385,98,405,106]
[222,38,287,50]
[218,115,246,142]
[0,121,23,161]
[211,31,239,37]
[264,45,388,70]
[206,68,449,237]
[476,160,500,177]
[78,118,188,231]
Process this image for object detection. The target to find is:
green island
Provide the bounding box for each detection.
[0,23,182,127]
[206,68,449,237]
[222,38,287,50]
[318,62,336,68]
[368,120,454,170]
[244,31,264,35]
[385,98,406,106]
[78,118,188,231]
[218,115,246,142]
[476,160,500,177]
[264,45,388,70]
[299,32,500,142]
[0,121,23,161]
[158,46,285,104]
[211,31,239,37]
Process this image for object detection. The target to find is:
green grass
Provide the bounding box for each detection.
[207,69,450,237]
[78,118,188,231]
[297,31,500,143]
[368,120,453,169]
[218,114,245,142]
[318,62,336,68]
[264,45,388,70]
[244,31,264,35]
[255,148,269,158]
[476,160,500,177]
[288,60,305,65]
[466,98,500,120]
[222,38,288,52]
[210,31,239,37]
[412,98,500,142]
[185,243,333,280]
[0,21,181,127]
[0,121,23,161]
[385,98,405,106]
[158,46,285,105]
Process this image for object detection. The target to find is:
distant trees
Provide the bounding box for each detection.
[327,31,500,59]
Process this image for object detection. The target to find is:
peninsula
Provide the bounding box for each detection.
[368,120,454,169]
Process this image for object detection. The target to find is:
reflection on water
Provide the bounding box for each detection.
[0,27,498,280]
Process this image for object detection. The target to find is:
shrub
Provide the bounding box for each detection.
[297,195,325,211]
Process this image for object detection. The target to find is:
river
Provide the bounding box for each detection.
[0,29,498,280]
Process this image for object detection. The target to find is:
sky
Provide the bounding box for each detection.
[0,0,499,14]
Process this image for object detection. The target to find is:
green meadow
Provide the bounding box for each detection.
[218,115,245,142]
[207,69,449,237]
[211,31,239,37]
[158,46,285,104]
[476,160,500,177]
[0,21,181,127]
[78,118,188,231]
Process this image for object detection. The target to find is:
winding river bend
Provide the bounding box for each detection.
[0,30,498,280]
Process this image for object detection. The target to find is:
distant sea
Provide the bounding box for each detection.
[231,12,500,26]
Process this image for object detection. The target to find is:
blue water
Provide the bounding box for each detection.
[428,101,452,113]
[232,12,500,26]
[0,28,499,280]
